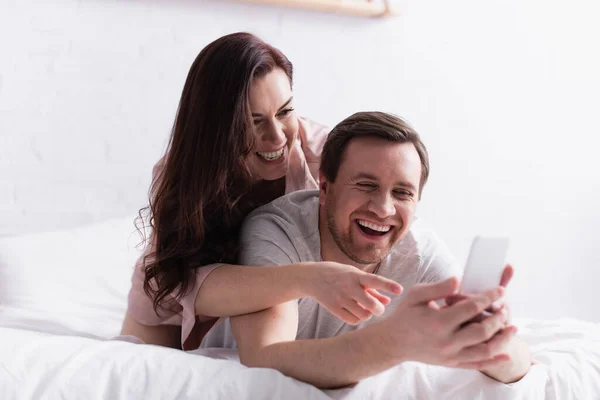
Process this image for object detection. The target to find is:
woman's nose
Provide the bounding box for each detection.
[261,120,286,145]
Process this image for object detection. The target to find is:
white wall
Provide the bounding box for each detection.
[1,0,599,321]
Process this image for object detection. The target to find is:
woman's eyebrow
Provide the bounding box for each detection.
[277,96,294,111]
[251,96,293,117]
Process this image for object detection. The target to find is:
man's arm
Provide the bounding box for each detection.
[480,336,531,383]
[231,301,403,389]
[231,279,512,389]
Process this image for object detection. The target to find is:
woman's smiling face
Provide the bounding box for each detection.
[246,68,299,181]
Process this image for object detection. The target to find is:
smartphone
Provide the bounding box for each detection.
[460,236,510,295]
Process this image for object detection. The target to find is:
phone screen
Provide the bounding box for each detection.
[460,236,509,294]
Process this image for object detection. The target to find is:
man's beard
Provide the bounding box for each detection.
[325,201,386,265]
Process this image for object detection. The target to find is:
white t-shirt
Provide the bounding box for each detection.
[201,189,462,349]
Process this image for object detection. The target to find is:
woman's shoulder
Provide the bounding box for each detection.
[297,116,330,135]
[296,116,330,163]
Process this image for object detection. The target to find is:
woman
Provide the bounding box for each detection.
[121,32,402,351]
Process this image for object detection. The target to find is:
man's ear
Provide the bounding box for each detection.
[318,172,328,206]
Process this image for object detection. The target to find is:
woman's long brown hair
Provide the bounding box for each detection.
[138,32,293,315]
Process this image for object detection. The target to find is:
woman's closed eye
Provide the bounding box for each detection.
[253,108,294,125]
[278,108,295,117]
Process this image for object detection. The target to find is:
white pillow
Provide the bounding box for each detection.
[0,216,143,339]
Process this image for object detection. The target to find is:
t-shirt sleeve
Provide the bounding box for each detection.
[125,157,224,348]
[238,212,301,267]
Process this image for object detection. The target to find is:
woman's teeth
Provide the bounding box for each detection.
[257,148,284,161]
[357,220,391,233]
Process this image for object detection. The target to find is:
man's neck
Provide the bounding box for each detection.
[318,206,379,274]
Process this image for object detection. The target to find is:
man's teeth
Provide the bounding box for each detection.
[257,148,284,161]
[357,220,391,233]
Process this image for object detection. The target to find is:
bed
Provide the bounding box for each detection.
[1,216,599,399]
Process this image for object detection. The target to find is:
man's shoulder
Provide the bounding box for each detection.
[409,217,444,246]
[240,190,321,265]
[244,189,320,236]
[390,217,448,259]
[389,217,460,282]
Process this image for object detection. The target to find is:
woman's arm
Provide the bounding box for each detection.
[194,262,402,325]
[120,260,400,348]
[194,264,307,318]
[120,312,181,349]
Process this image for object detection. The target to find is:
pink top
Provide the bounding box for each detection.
[126,117,329,350]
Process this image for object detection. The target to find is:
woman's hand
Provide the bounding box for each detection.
[301,262,403,325]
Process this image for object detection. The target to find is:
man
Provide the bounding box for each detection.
[201,111,531,388]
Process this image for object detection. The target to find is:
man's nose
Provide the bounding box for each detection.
[368,192,397,219]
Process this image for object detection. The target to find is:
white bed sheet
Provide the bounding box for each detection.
[1,318,599,400]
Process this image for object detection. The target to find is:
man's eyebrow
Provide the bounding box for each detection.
[395,181,418,192]
[251,96,294,118]
[350,172,417,192]
[350,172,379,181]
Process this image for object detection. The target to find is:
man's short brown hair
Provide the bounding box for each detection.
[320,111,430,198]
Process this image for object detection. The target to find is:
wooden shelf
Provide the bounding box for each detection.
[228,0,395,18]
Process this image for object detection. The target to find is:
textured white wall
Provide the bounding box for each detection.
[1,0,599,321]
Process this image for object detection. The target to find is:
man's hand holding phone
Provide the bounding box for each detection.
[382,278,514,370]
[446,264,514,325]
[438,235,527,380]
[383,236,530,382]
